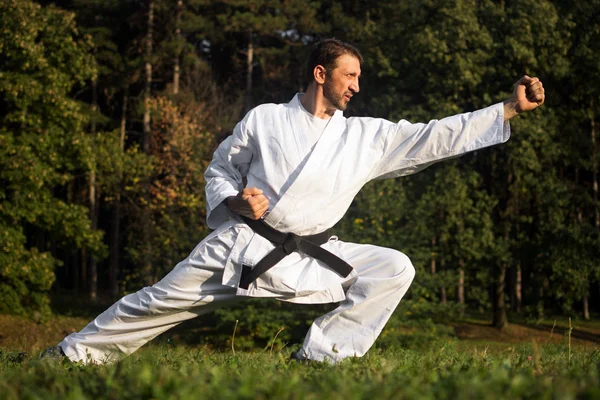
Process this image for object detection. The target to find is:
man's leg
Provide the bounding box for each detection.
[59,229,243,364]
[300,242,415,362]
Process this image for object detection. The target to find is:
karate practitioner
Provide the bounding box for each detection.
[44,39,545,364]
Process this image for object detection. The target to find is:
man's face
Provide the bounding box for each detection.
[322,54,361,111]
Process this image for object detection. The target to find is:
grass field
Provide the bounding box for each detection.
[1,312,599,399]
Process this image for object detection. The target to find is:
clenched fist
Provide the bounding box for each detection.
[226,187,270,220]
[504,75,545,121]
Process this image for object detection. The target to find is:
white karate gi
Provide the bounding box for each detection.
[59,94,510,364]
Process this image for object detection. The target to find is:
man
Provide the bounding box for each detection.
[45,39,544,364]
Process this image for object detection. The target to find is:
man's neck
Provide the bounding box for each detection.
[301,84,336,120]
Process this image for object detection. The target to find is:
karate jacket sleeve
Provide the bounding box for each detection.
[204,113,256,229]
[370,102,509,180]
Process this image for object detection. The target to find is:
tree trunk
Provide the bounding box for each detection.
[537,285,544,319]
[245,32,253,111]
[515,262,522,313]
[142,0,154,286]
[73,247,80,291]
[143,0,154,153]
[493,263,507,329]
[458,260,465,305]
[493,224,509,329]
[430,236,436,274]
[80,247,87,292]
[431,236,446,305]
[109,198,121,299]
[493,167,512,330]
[587,102,596,321]
[67,181,78,290]
[591,101,598,229]
[89,184,98,301]
[109,88,128,299]
[511,220,522,313]
[440,254,447,305]
[537,284,544,320]
[172,0,182,95]
[88,68,98,302]
[537,278,549,320]
[120,89,128,148]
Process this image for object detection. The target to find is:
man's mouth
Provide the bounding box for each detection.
[344,93,353,101]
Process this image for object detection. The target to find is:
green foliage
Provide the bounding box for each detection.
[548,227,600,314]
[213,299,331,350]
[123,96,216,288]
[0,0,102,317]
[331,0,599,321]
[2,0,599,323]
[1,342,599,399]
[207,297,459,352]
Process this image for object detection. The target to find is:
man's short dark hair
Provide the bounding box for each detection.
[305,38,363,85]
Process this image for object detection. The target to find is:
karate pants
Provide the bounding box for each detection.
[59,241,415,364]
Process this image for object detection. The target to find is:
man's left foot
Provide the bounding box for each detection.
[40,346,67,362]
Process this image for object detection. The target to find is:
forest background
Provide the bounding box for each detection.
[1,0,599,344]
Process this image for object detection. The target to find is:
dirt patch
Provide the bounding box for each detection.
[451,321,600,348]
[2,312,599,355]
[0,314,89,354]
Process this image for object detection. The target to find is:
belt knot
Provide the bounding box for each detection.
[282,234,299,255]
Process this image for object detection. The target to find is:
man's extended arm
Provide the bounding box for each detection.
[369,75,545,180]
[503,75,545,121]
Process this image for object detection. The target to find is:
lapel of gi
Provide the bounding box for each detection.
[264,94,345,230]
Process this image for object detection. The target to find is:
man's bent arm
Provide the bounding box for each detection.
[226,188,269,220]
[204,116,255,228]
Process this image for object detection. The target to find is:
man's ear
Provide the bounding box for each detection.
[314,65,326,85]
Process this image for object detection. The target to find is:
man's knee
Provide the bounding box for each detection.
[388,250,416,282]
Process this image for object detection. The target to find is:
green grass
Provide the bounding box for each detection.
[1,341,599,399]
[1,307,599,399]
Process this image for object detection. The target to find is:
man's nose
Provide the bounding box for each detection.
[350,79,360,93]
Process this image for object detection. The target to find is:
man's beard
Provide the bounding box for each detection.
[323,79,350,111]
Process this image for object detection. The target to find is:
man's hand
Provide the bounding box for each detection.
[226,187,269,220]
[504,75,545,121]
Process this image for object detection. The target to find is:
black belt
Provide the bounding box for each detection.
[238,216,354,289]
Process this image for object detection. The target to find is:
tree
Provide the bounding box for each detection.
[122,96,214,287]
[212,0,324,109]
[551,0,600,319]
[0,0,104,317]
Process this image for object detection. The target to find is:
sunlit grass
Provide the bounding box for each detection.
[1,340,599,399]
[1,308,599,399]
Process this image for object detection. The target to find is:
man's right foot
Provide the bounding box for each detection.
[40,346,67,362]
[290,350,311,363]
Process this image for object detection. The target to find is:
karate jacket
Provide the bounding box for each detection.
[200,94,510,303]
